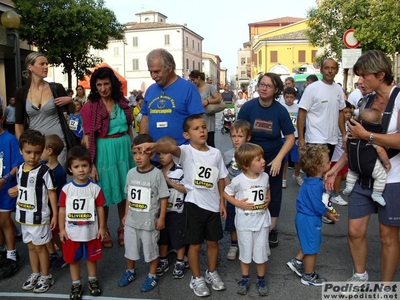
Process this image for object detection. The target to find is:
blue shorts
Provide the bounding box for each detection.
[224,202,236,232]
[295,213,322,255]
[283,138,299,163]
[349,182,400,226]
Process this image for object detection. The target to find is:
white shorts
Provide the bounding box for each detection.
[237,226,269,264]
[124,225,159,263]
[21,224,52,245]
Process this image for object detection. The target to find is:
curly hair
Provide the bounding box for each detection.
[87,67,123,102]
[19,130,45,151]
[235,143,264,171]
[298,144,329,177]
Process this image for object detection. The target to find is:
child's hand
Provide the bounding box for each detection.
[384,162,391,172]
[122,215,127,226]
[50,215,57,230]
[97,227,107,241]
[263,195,271,210]
[237,198,255,211]
[8,186,18,198]
[324,170,336,191]
[220,205,227,219]
[156,217,165,230]
[59,230,68,243]
[134,142,156,155]
[326,212,340,222]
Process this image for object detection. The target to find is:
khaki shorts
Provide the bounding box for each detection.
[124,225,159,263]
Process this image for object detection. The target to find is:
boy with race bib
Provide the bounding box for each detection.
[14,130,57,293]
[58,146,106,299]
[156,136,187,279]
[118,134,169,292]
[223,143,271,296]
[136,114,229,297]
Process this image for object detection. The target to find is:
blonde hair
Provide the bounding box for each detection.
[23,52,47,78]
[45,134,65,156]
[298,144,329,177]
[230,120,252,138]
[235,143,264,170]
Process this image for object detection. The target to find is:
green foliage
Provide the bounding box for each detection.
[306,0,400,62]
[13,0,124,87]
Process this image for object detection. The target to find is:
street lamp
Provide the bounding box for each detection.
[1,11,21,89]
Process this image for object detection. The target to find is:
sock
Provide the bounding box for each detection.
[332,193,339,197]
[176,259,184,265]
[231,240,238,247]
[257,275,265,280]
[159,257,168,263]
[33,272,40,277]
[295,258,303,265]
[356,272,368,280]
[72,280,81,285]
[88,276,97,281]
[242,275,250,280]
[7,249,16,261]
[148,273,157,279]
[128,268,135,274]
[208,269,216,274]
[41,274,51,279]
[304,271,315,278]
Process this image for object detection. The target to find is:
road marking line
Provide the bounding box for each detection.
[0,293,157,300]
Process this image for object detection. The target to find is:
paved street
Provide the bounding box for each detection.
[0,115,396,299]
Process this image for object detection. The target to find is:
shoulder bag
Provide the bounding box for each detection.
[50,83,81,151]
[204,84,225,115]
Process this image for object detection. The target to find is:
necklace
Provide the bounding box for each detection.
[29,82,44,110]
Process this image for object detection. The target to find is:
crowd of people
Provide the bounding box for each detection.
[0,48,399,299]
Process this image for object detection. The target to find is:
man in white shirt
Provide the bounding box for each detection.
[297,58,346,159]
[347,80,366,108]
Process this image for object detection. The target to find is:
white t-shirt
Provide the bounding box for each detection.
[298,80,345,144]
[175,144,228,212]
[384,86,400,183]
[224,172,271,231]
[281,102,299,138]
[347,88,363,108]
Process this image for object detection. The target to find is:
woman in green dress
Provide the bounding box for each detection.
[81,67,135,248]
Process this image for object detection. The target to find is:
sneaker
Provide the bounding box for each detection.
[322,216,335,224]
[256,278,269,296]
[269,229,278,248]
[70,283,82,300]
[189,276,210,297]
[331,195,348,206]
[346,273,368,285]
[52,256,69,269]
[282,179,287,188]
[33,274,54,293]
[22,273,40,290]
[172,262,185,279]
[292,174,304,186]
[237,278,250,295]
[227,245,238,260]
[156,259,169,276]
[286,258,304,277]
[88,278,101,296]
[205,269,226,291]
[140,275,158,292]
[118,269,137,287]
[301,273,327,286]
[0,259,19,279]
[184,256,190,269]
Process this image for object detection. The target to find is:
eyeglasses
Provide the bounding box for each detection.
[259,83,275,89]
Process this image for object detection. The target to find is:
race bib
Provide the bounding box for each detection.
[243,187,266,214]
[167,189,184,212]
[17,186,37,212]
[289,112,298,128]
[193,163,219,190]
[69,119,78,131]
[66,196,95,222]
[128,186,151,212]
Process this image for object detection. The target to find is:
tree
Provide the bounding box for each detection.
[14,0,124,88]
[306,0,400,85]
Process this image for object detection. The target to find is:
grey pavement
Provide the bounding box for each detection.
[0,115,396,299]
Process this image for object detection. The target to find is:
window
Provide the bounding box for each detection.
[113,47,119,56]
[186,36,188,47]
[132,37,138,47]
[198,42,200,52]
[192,60,195,70]
[132,59,139,70]
[186,58,189,70]
[198,62,200,70]
[298,50,306,63]
[311,50,318,62]
[192,40,194,49]
[270,51,277,63]
[164,35,170,45]
[241,58,246,65]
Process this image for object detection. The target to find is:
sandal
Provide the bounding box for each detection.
[117,228,124,246]
[102,231,113,248]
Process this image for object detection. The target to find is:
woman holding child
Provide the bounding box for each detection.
[81,67,135,248]
[237,73,295,249]
[326,50,400,286]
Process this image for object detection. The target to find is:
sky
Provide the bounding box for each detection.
[104,0,318,78]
